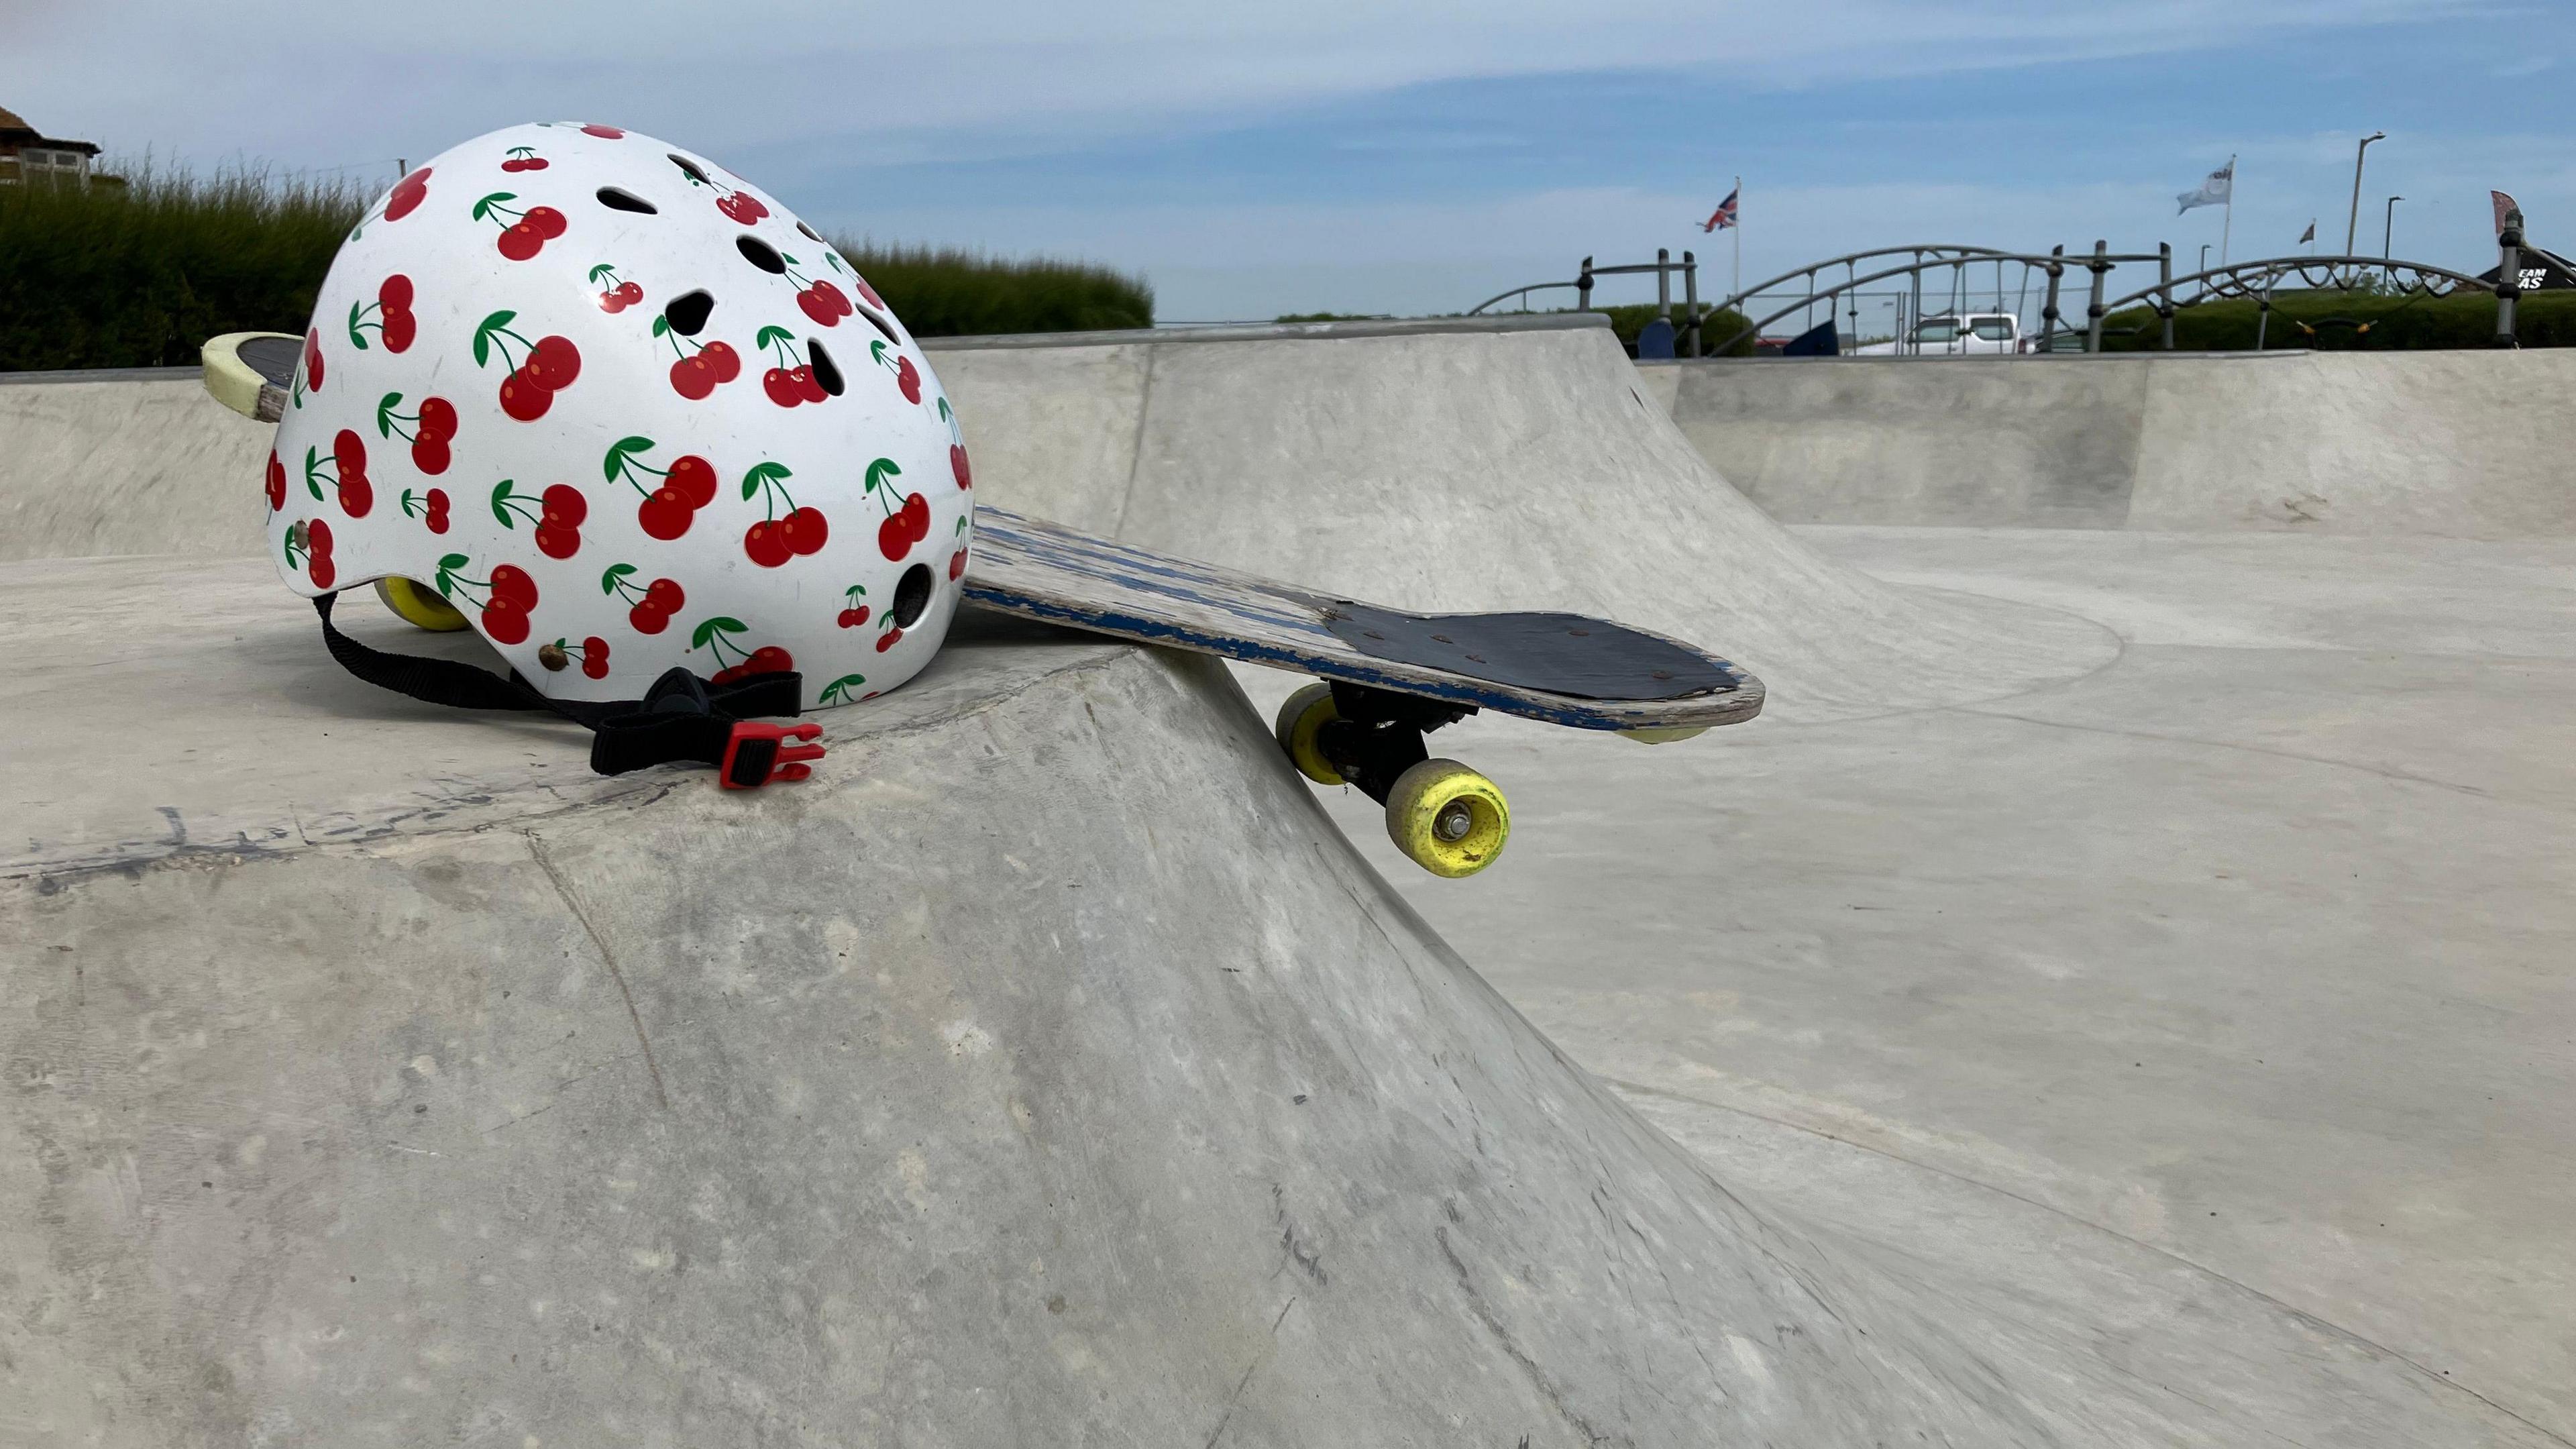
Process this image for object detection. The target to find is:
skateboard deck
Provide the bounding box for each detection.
[963,506,1762,733]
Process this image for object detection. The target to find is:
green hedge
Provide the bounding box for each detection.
[0,168,1152,371]
[2095,288,2576,351]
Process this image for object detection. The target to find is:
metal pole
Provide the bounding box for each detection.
[1578,256,1594,313]
[2084,239,2108,353]
[2199,244,2210,276]
[2219,154,2235,266]
[2041,245,2064,353]
[1731,175,1741,299]
[2158,241,2175,351]
[2383,196,2403,257]
[2344,131,2385,256]
[1656,248,1671,321]
[1909,254,1923,356]
[2496,215,2523,347]
[1682,251,1701,357]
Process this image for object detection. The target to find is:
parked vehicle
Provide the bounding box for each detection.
[1853,312,2027,356]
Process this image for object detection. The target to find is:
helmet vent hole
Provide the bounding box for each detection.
[892,563,934,629]
[667,153,711,185]
[596,186,657,215]
[662,290,715,336]
[855,304,900,347]
[808,339,845,396]
[735,235,785,273]
[796,221,823,243]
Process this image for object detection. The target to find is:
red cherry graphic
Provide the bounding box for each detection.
[875,628,903,653]
[331,428,367,478]
[526,335,582,390]
[309,555,337,590]
[501,156,551,174]
[499,367,553,420]
[412,435,451,474]
[763,367,803,409]
[337,476,374,519]
[780,506,828,555]
[540,484,588,529]
[794,365,828,403]
[702,341,742,382]
[716,193,767,225]
[424,488,451,533]
[488,564,538,610]
[380,310,417,353]
[497,223,545,261]
[303,329,325,392]
[639,486,694,539]
[665,455,719,508]
[630,602,669,634]
[838,605,871,629]
[482,598,530,645]
[305,518,333,553]
[417,396,458,439]
[378,274,414,311]
[527,206,568,239]
[798,286,840,327]
[900,491,930,541]
[384,168,430,221]
[894,356,921,405]
[264,452,286,511]
[877,513,912,561]
[669,355,719,400]
[811,280,853,317]
[644,578,685,614]
[951,444,972,490]
[948,546,968,581]
[746,645,792,674]
[580,123,625,139]
[616,280,643,306]
[581,637,610,679]
[598,289,628,313]
[853,274,883,309]
[535,525,580,559]
[743,519,792,568]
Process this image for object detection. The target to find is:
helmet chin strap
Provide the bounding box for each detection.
[313,594,822,788]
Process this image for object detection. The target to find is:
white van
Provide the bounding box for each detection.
[1854,313,2025,356]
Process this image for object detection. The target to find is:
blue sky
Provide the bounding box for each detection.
[11,1,2567,323]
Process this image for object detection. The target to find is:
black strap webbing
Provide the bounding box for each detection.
[315,594,803,778]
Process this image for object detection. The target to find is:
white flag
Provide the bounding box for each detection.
[2177,158,2235,214]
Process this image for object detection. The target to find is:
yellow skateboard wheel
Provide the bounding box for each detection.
[1621,725,1709,745]
[375,576,470,632]
[1384,759,1509,878]
[1273,682,1346,786]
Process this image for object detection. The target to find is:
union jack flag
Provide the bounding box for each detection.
[1701,186,1739,233]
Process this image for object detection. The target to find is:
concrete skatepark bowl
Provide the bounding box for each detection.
[4,316,2571,1444]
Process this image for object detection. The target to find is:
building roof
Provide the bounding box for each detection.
[0,105,103,155]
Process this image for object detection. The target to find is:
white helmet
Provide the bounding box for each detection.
[269,121,973,750]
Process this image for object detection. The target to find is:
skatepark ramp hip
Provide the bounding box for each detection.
[1638,349,2576,537]
[926,315,2111,720]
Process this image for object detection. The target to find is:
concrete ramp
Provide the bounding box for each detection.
[3,555,2547,1446]
[0,370,268,561]
[930,317,2112,720]
[1648,350,2576,537]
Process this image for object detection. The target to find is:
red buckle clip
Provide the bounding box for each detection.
[719,720,825,789]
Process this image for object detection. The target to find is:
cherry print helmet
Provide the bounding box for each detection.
[267,121,975,786]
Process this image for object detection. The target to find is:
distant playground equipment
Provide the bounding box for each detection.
[1473,220,2567,357]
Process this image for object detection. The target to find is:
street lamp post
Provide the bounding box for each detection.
[2383,195,2404,257]
[2344,130,2386,255]
[2199,244,2211,275]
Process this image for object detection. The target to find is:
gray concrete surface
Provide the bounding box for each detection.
[14,558,2552,1445]
[930,317,2115,722]
[1297,525,2576,1441]
[0,369,268,562]
[1648,350,2576,536]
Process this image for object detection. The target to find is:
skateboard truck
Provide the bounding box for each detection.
[1275,682,1510,878]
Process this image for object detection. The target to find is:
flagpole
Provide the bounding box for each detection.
[1731,175,1741,299]
[2219,154,2235,266]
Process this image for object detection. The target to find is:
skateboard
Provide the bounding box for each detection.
[203,333,1764,876]
[963,507,1760,876]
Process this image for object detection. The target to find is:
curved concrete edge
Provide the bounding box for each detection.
[934,320,2117,721]
[4,553,2548,1446]
[922,311,1606,351]
[0,374,272,563]
[1660,349,2576,537]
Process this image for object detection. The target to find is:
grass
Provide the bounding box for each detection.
[2095,287,2576,351]
[0,164,1153,371]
